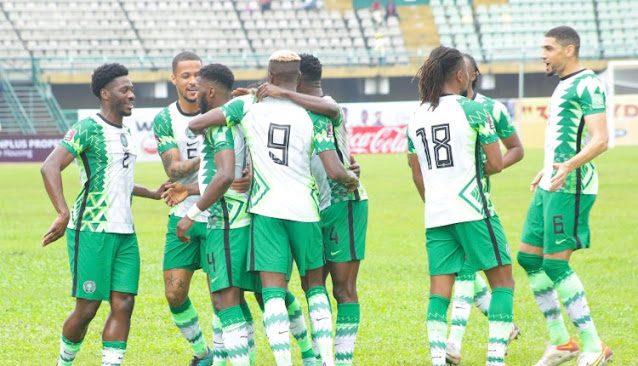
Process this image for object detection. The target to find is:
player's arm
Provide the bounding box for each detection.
[492,101,524,169]
[133,182,167,200]
[256,83,339,121]
[159,148,200,181]
[188,109,227,134]
[349,155,361,178]
[547,112,608,191]
[408,153,425,202]
[40,145,76,246]
[162,183,200,207]
[318,150,359,190]
[482,142,503,176]
[176,149,235,243]
[500,132,524,169]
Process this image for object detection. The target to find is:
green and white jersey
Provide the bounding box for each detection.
[153,102,208,222]
[198,124,251,230]
[474,93,516,140]
[60,114,137,234]
[538,69,606,195]
[220,95,336,222]
[407,95,499,228]
[309,96,368,211]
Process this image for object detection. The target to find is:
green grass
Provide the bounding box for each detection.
[1,147,636,365]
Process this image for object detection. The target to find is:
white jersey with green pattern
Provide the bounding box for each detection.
[198,124,250,230]
[153,102,208,222]
[538,69,606,195]
[60,114,137,233]
[220,95,336,222]
[310,96,368,211]
[407,95,499,228]
[474,93,516,140]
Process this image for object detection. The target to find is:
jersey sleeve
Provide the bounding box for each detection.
[308,111,336,154]
[461,99,499,146]
[577,76,606,116]
[407,128,416,154]
[492,100,517,139]
[153,108,177,154]
[322,96,343,127]
[220,95,254,126]
[59,118,95,157]
[206,125,235,154]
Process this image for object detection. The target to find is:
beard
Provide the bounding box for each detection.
[460,89,468,97]
[198,98,209,114]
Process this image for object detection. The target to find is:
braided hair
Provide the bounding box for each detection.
[415,46,464,110]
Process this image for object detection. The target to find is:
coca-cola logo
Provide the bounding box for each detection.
[348,126,408,154]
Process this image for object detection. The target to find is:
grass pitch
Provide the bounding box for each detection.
[1,147,636,365]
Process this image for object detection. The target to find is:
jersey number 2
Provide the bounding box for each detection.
[416,124,454,169]
[268,123,290,166]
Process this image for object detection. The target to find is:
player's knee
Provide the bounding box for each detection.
[516,251,543,274]
[73,302,100,323]
[111,294,135,316]
[332,280,357,303]
[165,289,188,308]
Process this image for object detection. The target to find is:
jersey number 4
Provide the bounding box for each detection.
[268,123,290,166]
[416,124,454,169]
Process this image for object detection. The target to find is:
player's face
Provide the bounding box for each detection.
[172,60,201,104]
[107,76,135,117]
[541,37,565,77]
[195,77,211,113]
[458,63,470,96]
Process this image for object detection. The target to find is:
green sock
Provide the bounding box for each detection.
[305,286,334,365]
[518,252,569,345]
[335,303,360,366]
[427,294,449,366]
[473,274,491,316]
[170,297,208,357]
[447,273,475,352]
[543,259,602,352]
[212,311,228,366]
[285,291,316,365]
[218,305,250,366]
[262,287,292,365]
[101,341,126,366]
[487,288,514,366]
[58,335,82,366]
[240,302,256,365]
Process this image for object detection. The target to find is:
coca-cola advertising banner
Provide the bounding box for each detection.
[0,135,63,162]
[348,125,408,154]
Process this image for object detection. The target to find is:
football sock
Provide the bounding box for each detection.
[518,252,569,345]
[427,294,450,366]
[473,274,491,317]
[101,341,126,366]
[486,288,514,366]
[306,286,335,366]
[543,259,602,353]
[170,297,208,358]
[335,303,360,366]
[219,305,250,366]
[448,272,475,352]
[212,311,228,366]
[285,291,316,365]
[240,302,256,365]
[57,335,82,366]
[262,287,292,366]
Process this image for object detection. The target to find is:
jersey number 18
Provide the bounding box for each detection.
[416,124,454,169]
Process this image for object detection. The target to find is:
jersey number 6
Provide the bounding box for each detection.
[416,124,454,169]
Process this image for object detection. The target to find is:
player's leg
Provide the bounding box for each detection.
[58,298,102,366]
[540,193,611,365]
[205,277,227,366]
[251,215,294,366]
[163,216,210,363]
[426,225,464,366]
[459,217,514,366]
[284,290,316,366]
[446,261,476,360]
[239,293,256,366]
[325,200,367,366]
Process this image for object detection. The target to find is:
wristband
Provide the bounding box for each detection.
[186,205,202,220]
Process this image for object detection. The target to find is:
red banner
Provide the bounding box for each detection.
[348,125,408,154]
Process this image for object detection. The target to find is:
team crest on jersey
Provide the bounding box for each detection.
[83,280,96,294]
[63,128,77,142]
[487,115,495,130]
[185,127,197,139]
[120,134,128,147]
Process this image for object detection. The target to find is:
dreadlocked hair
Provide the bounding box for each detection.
[415,46,464,110]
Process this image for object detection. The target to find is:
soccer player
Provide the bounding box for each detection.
[255,53,368,366]
[152,51,215,366]
[188,50,359,366]
[445,53,524,364]
[407,46,514,366]
[517,26,612,366]
[41,63,166,366]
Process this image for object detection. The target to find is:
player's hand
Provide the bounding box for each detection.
[349,162,361,179]
[256,83,287,102]
[344,170,359,192]
[161,182,189,207]
[151,181,170,200]
[42,211,70,247]
[230,168,252,193]
[530,169,544,192]
[548,162,573,191]
[176,216,193,243]
[232,87,257,97]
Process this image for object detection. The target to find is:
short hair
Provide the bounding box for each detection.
[91,63,129,98]
[198,63,235,90]
[172,51,202,73]
[545,26,580,56]
[269,50,301,62]
[463,53,480,89]
[299,53,322,82]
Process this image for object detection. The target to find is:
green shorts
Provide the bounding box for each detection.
[163,214,208,271]
[321,200,368,263]
[66,228,140,301]
[204,225,260,293]
[425,216,511,276]
[521,188,596,254]
[249,214,324,277]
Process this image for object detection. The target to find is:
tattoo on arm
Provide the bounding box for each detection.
[161,150,200,181]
